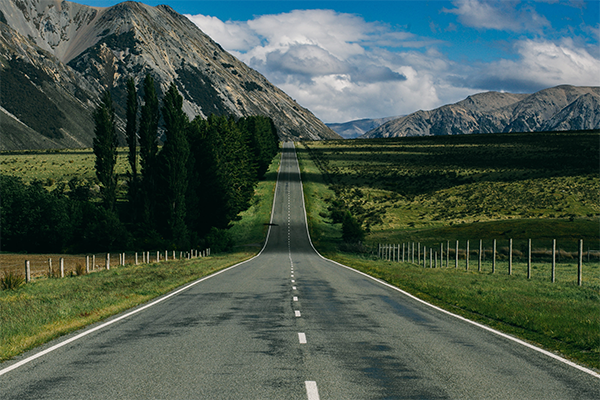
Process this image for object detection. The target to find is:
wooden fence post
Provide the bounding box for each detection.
[429,248,432,268]
[86,256,90,274]
[551,239,556,283]
[156,251,160,262]
[478,240,482,272]
[466,240,469,271]
[48,258,52,277]
[173,250,176,260]
[402,243,405,262]
[412,242,415,263]
[60,258,65,277]
[92,255,95,270]
[527,239,532,279]
[578,239,583,286]
[106,254,110,270]
[440,243,443,268]
[25,261,31,283]
[492,239,496,274]
[418,243,421,265]
[508,239,512,275]
[446,240,450,268]
[135,252,138,265]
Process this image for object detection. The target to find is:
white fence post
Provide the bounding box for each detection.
[86,256,90,274]
[551,239,556,283]
[508,239,513,275]
[25,260,31,283]
[492,239,496,274]
[578,239,583,286]
[455,240,459,269]
[106,253,110,270]
[48,258,53,277]
[466,240,469,271]
[60,258,65,277]
[478,240,482,272]
[527,239,532,279]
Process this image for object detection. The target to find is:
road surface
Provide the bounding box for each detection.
[1,142,599,399]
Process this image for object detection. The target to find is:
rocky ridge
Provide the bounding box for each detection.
[363,85,600,138]
[0,0,339,150]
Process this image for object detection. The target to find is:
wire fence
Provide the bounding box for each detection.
[0,248,210,283]
[375,239,599,286]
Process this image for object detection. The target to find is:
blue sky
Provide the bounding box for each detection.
[84,1,599,122]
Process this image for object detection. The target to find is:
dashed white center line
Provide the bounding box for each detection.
[292,286,297,290]
[298,332,307,344]
[295,310,301,317]
[305,381,320,400]
[291,279,295,283]
[293,296,298,302]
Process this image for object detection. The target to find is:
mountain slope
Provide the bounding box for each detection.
[363,86,599,138]
[0,0,339,150]
[326,116,400,139]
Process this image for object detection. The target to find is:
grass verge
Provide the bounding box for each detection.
[296,138,600,370]
[1,152,282,362]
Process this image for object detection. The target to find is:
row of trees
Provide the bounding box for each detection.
[0,75,279,253]
[94,75,279,250]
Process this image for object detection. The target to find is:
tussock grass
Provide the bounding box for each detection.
[297,133,600,369]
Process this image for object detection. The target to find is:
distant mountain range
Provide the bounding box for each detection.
[326,116,400,139]
[0,0,339,150]
[362,85,599,139]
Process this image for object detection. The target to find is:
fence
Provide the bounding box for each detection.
[375,239,598,286]
[0,248,211,284]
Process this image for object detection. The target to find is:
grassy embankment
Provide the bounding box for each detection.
[296,132,600,370]
[0,151,280,362]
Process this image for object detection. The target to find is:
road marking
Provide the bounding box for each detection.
[293,296,298,301]
[295,310,301,317]
[291,274,294,277]
[293,286,297,290]
[298,332,307,344]
[291,279,295,283]
[305,381,320,400]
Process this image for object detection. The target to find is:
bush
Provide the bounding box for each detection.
[1,272,24,291]
[204,227,234,254]
[342,211,365,244]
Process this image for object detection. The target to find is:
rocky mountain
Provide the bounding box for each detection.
[326,116,400,139]
[363,85,600,138]
[0,0,339,150]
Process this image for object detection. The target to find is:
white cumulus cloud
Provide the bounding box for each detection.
[443,0,551,32]
[186,8,598,124]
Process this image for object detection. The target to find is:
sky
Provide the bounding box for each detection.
[84,1,599,123]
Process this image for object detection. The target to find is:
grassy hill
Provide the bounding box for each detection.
[296,131,600,369]
[297,131,599,251]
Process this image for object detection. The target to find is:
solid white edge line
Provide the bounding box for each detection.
[291,141,600,380]
[0,143,292,378]
[305,380,320,400]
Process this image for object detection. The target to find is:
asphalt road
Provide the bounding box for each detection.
[1,142,599,399]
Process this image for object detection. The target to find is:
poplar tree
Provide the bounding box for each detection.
[125,77,138,215]
[159,82,189,247]
[93,90,118,211]
[138,74,159,227]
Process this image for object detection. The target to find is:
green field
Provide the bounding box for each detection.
[0,148,130,193]
[296,131,600,369]
[298,131,599,251]
[0,152,280,361]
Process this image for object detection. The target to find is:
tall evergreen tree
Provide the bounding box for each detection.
[125,77,139,217]
[138,74,159,228]
[187,115,256,237]
[159,82,190,247]
[93,90,118,211]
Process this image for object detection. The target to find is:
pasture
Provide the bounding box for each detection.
[296,131,600,369]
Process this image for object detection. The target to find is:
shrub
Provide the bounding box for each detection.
[1,272,25,291]
[204,227,234,254]
[342,211,365,244]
